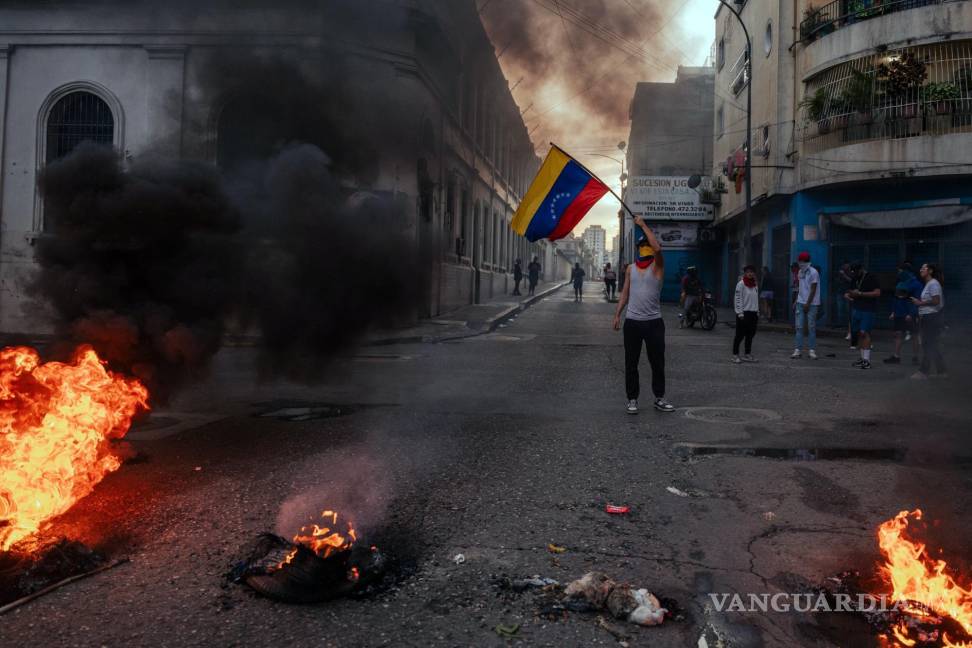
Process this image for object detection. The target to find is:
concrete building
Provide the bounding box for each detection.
[712,0,972,324]
[0,0,546,333]
[581,224,606,277]
[623,65,716,301]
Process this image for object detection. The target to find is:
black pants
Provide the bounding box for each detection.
[733,311,758,355]
[574,282,583,299]
[513,278,522,295]
[623,318,665,400]
[528,278,538,295]
[605,279,616,298]
[919,312,945,374]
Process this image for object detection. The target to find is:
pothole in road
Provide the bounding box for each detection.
[682,407,782,425]
[674,444,906,462]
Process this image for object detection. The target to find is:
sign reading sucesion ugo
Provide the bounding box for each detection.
[626,176,714,222]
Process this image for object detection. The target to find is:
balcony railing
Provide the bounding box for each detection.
[800,0,962,43]
[801,41,972,151]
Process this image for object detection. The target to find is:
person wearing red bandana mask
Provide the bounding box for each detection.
[613,217,675,415]
[732,265,760,364]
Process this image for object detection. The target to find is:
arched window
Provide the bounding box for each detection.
[45,91,114,163]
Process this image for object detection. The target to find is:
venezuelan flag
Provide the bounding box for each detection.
[511,145,609,242]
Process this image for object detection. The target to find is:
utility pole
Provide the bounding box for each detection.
[717,0,753,269]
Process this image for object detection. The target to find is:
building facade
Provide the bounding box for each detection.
[624,65,716,301]
[0,0,547,333]
[712,0,972,324]
[581,224,606,277]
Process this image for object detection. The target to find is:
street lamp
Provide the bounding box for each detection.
[717,0,753,269]
[589,141,627,274]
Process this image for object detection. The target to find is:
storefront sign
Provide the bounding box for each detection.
[625,176,715,222]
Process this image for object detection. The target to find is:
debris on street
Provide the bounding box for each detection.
[666,486,689,497]
[564,572,668,626]
[605,504,630,515]
[452,553,466,565]
[547,543,568,554]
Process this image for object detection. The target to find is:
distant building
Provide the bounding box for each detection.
[581,224,606,276]
[623,65,716,301]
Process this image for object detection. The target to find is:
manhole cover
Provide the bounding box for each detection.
[682,407,781,424]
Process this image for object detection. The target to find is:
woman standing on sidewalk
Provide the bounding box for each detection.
[732,265,760,364]
[912,263,946,379]
[571,263,586,302]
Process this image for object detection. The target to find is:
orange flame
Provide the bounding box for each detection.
[879,509,972,647]
[274,509,357,570]
[0,346,148,551]
[292,509,356,559]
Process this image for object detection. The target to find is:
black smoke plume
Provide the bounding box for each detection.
[34,43,429,400]
[36,146,242,401]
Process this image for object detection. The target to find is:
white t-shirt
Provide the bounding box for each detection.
[919,279,943,316]
[797,266,821,306]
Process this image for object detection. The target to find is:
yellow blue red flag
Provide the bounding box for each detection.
[510,145,609,242]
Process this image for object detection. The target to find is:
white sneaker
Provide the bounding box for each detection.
[905,332,912,342]
[809,350,818,360]
[790,349,801,359]
[742,354,758,363]
[654,398,675,412]
[626,399,638,414]
[844,333,851,341]
[910,372,928,380]
[731,356,742,364]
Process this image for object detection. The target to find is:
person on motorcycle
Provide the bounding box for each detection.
[679,266,703,328]
[612,217,676,415]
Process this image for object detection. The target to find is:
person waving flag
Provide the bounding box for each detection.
[511,144,609,242]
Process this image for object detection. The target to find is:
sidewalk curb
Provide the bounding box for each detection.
[367,281,568,345]
[482,281,568,332]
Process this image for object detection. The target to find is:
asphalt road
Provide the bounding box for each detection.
[2,282,971,647]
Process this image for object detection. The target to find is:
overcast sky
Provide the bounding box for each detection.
[485,0,717,249]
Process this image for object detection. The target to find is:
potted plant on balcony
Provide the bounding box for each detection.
[801,6,833,41]
[839,69,876,140]
[800,87,831,135]
[923,81,959,115]
[878,52,926,125]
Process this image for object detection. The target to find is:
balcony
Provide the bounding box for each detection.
[728,49,750,96]
[800,0,961,43]
[801,41,972,153]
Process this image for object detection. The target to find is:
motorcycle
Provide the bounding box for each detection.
[682,291,718,331]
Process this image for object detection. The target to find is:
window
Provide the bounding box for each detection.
[764,20,773,57]
[717,39,726,71]
[45,91,114,163]
[717,105,725,138]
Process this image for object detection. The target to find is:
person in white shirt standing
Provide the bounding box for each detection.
[911,262,946,379]
[732,264,760,364]
[791,251,821,360]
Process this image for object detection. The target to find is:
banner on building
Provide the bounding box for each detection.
[626,176,714,222]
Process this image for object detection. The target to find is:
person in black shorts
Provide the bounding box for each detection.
[846,262,881,369]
